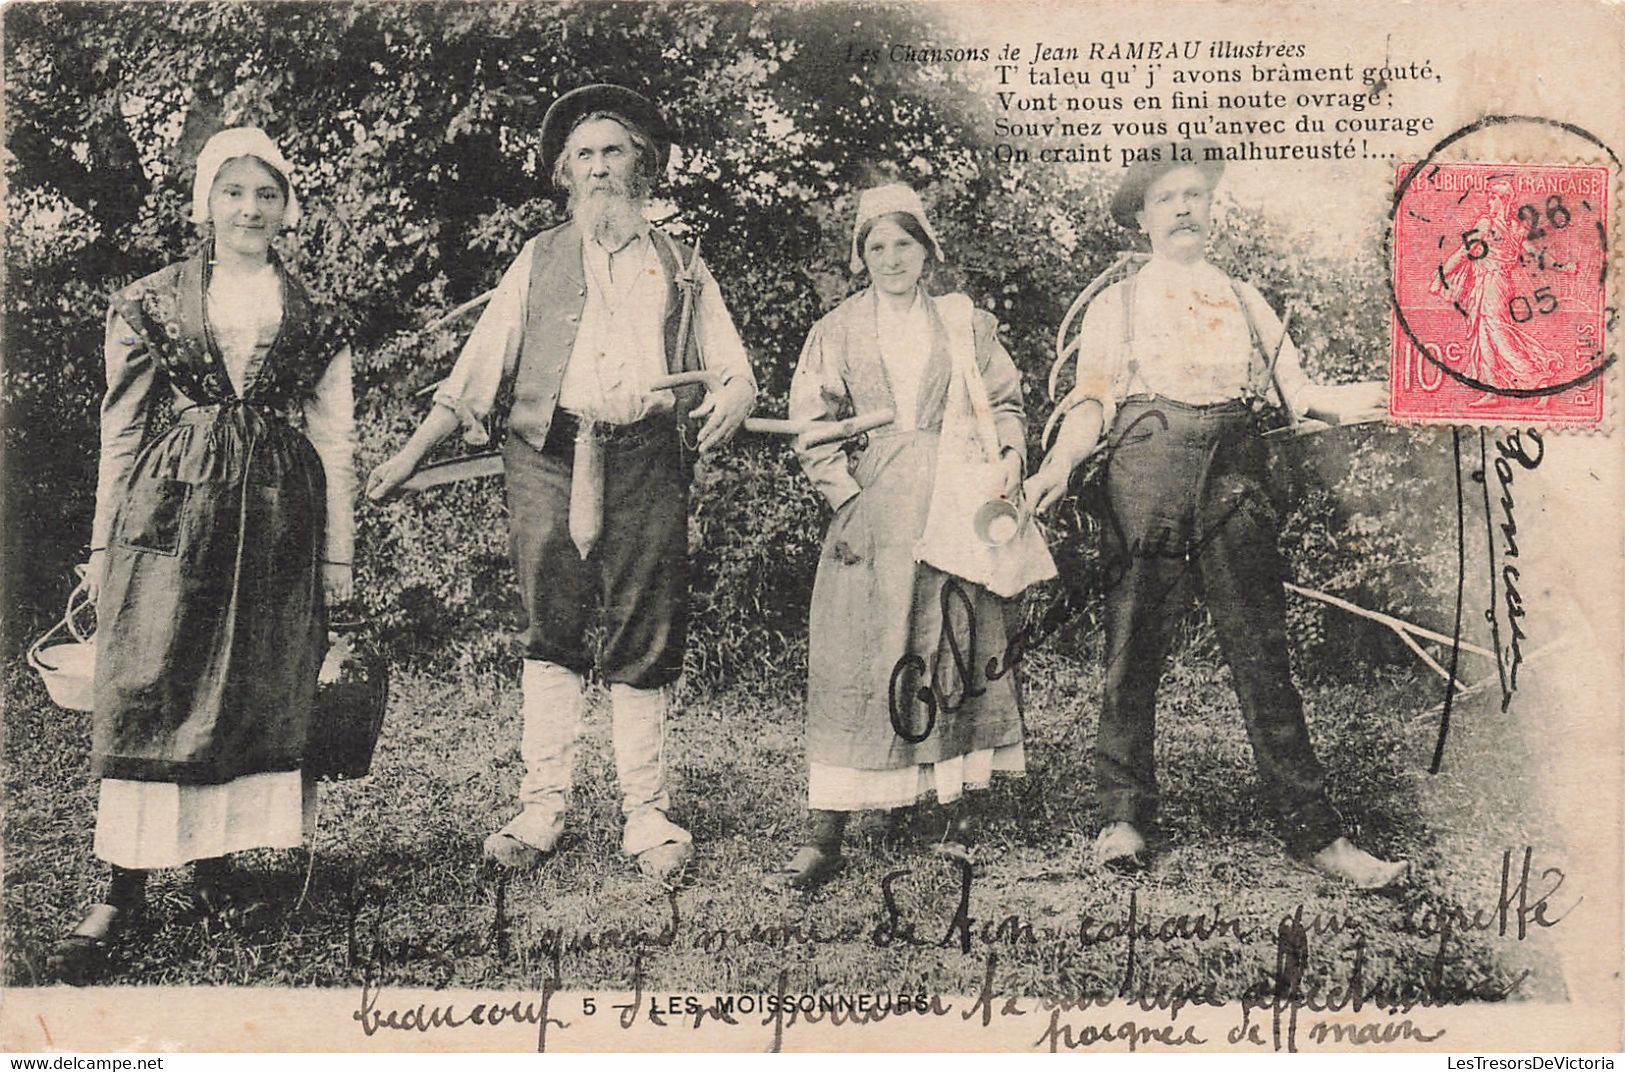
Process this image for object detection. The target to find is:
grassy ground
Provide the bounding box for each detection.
[4,635,1564,1006]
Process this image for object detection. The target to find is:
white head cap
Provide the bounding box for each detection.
[849,182,944,273]
[191,126,301,229]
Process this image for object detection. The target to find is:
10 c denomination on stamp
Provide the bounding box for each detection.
[1391,161,1610,426]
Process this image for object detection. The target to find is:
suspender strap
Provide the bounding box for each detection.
[1117,272,1282,408]
[1228,279,1274,402]
[1118,275,1141,393]
[1120,275,1137,348]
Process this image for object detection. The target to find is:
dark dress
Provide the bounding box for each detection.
[92,252,344,788]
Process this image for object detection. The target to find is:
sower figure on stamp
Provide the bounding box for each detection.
[1024,141,1407,888]
[367,85,757,881]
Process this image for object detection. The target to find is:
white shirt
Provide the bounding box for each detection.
[1070,254,1325,430]
[434,223,756,435]
[874,290,932,430]
[206,264,284,394]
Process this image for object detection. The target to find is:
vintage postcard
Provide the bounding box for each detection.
[3,0,1621,1055]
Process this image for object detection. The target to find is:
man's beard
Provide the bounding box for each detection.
[570,177,646,248]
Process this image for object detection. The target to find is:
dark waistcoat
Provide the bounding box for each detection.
[511,222,704,453]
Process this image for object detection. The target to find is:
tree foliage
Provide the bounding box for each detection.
[4,1,1454,684]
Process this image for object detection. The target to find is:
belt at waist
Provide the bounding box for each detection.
[544,410,676,453]
[1111,395,1260,458]
[173,400,289,426]
[1118,393,1251,417]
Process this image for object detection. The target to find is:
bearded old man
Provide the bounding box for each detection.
[1024,141,1407,889]
[368,85,756,881]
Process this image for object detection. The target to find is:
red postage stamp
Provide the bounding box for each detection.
[1390,161,1610,426]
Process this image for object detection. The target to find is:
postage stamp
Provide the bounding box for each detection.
[1390,161,1611,426]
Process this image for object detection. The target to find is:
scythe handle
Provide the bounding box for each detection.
[425,288,496,333]
[798,409,895,448]
[649,370,724,393]
[739,411,895,444]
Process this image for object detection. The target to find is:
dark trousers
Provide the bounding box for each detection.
[503,416,689,689]
[1094,398,1342,855]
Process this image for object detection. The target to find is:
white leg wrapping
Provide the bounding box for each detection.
[510,659,583,843]
[610,683,691,856]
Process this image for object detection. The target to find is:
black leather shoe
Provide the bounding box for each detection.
[47,904,131,985]
[192,857,237,915]
[765,845,846,891]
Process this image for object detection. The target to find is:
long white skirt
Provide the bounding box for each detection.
[808,742,1026,812]
[93,770,315,870]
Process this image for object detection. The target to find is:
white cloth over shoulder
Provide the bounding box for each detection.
[915,293,1056,598]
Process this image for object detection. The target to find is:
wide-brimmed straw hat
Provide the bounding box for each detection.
[1109,140,1223,230]
[848,183,945,273]
[540,83,671,183]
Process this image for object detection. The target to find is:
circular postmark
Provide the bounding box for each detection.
[1388,116,1617,424]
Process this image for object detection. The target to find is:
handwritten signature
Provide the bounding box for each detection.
[888,407,1269,744]
[1435,427,1544,769]
[1477,429,1543,711]
[348,846,1573,1052]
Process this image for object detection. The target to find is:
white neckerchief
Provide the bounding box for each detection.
[207,262,283,396]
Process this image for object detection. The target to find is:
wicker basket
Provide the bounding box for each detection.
[27,577,96,712]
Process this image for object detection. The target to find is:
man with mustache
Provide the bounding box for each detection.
[1024,142,1405,888]
[369,85,756,881]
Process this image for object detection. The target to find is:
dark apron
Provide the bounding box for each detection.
[92,253,338,785]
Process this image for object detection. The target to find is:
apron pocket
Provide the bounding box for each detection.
[118,479,192,556]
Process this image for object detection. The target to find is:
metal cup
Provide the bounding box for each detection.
[973,498,1024,548]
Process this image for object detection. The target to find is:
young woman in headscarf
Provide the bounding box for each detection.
[49,127,356,980]
[774,184,1054,890]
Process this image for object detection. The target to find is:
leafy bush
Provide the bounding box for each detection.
[4,2,1459,692]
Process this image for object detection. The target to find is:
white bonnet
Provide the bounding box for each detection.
[849,183,944,273]
[191,126,301,228]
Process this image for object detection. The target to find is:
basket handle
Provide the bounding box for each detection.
[30,574,95,671]
[26,624,63,673]
[65,574,95,644]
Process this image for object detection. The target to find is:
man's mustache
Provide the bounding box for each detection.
[569,175,641,212]
[579,176,632,198]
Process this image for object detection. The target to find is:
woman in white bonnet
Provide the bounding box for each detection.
[775,183,1049,890]
[50,127,356,980]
